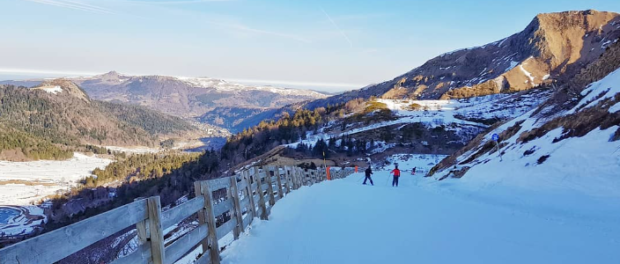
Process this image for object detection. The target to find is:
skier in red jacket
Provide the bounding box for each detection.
[390,164,401,187]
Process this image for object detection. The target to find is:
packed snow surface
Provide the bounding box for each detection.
[0,153,112,205]
[220,170,619,264]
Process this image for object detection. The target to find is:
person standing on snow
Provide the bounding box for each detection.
[363,166,374,185]
[411,167,417,175]
[391,164,401,187]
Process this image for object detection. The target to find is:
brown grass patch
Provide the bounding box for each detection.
[0,179,58,186]
[519,98,620,144]
[426,121,508,177]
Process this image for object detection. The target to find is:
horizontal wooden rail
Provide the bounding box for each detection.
[0,165,356,264]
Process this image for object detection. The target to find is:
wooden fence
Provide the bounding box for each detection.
[0,166,355,264]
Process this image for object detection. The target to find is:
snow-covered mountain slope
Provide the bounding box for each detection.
[429,65,620,200]
[220,169,620,264]
[288,88,551,156]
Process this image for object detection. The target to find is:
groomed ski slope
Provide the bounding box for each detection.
[221,172,620,264]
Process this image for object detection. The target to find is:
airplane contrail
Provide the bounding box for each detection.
[321,8,353,47]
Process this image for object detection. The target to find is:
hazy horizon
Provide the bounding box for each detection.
[2,0,620,92]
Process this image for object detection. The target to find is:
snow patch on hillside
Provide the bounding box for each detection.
[432,67,620,211]
[519,64,535,83]
[33,85,62,94]
[610,102,620,113]
[569,68,620,114]
[178,77,328,98]
[287,92,549,152]
[105,146,160,154]
[0,153,113,205]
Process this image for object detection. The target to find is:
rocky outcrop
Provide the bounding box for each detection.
[316,10,620,105]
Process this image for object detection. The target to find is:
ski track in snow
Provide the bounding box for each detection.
[220,171,620,264]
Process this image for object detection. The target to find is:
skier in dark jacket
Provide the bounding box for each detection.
[363,166,374,185]
[390,165,401,187]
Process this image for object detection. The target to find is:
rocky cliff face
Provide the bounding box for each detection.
[313,10,620,106]
[400,10,620,100]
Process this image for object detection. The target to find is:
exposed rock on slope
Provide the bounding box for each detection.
[307,10,620,110]
[428,39,620,189]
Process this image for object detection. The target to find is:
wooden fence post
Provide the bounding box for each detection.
[276,166,284,199]
[229,176,244,240]
[298,167,304,187]
[293,167,300,189]
[147,197,165,264]
[134,198,149,246]
[194,181,221,264]
[311,171,317,185]
[284,166,292,194]
[298,168,303,187]
[193,182,209,254]
[265,167,276,206]
[291,167,298,189]
[254,168,269,220]
[243,170,257,219]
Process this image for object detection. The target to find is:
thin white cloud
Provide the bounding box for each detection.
[126,0,230,4]
[21,0,117,14]
[321,8,353,47]
[221,23,311,43]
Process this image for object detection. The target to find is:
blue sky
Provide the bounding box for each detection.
[1,0,620,92]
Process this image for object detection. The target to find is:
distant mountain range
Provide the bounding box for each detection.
[0,79,206,161]
[1,72,330,132]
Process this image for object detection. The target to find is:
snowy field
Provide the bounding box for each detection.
[105,146,160,154]
[220,172,620,263]
[0,153,112,205]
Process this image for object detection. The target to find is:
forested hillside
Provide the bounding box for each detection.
[0,81,205,161]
